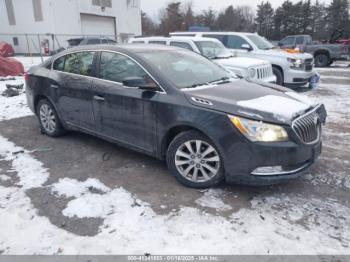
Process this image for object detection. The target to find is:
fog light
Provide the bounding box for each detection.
[251,166,284,176]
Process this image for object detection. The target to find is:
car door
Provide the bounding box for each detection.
[51,51,97,131]
[91,51,159,152]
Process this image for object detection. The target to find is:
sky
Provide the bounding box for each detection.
[141,0,330,20]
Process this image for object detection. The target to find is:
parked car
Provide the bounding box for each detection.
[278,35,350,67]
[25,45,327,188]
[170,32,319,88]
[67,37,116,47]
[129,36,276,84]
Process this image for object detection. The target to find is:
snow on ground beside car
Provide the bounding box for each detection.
[0,57,44,121]
[0,57,349,254]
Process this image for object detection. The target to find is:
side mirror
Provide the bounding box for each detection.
[122,77,158,91]
[241,44,253,51]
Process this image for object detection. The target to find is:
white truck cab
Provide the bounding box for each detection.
[170,32,319,88]
[129,36,276,83]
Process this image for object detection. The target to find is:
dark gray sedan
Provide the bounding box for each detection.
[25,44,326,188]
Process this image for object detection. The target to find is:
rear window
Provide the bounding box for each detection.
[63,52,95,76]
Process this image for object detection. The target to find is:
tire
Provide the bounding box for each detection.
[272,67,284,86]
[36,99,65,137]
[314,53,329,67]
[166,130,225,188]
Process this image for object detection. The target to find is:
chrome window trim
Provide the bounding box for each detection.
[51,49,167,94]
[291,104,322,145]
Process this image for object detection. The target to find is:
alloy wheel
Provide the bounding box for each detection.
[175,140,221,182]
[39,104,56,133]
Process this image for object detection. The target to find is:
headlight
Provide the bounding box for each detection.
[228,115,288,142]
[248,68,256,78]
[287,58,303,69]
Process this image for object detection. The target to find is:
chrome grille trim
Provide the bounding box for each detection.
[256,65,273,79]
[292,106,321,145]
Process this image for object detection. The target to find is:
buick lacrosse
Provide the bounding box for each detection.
[26,45,326,188]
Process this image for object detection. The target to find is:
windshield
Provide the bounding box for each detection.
[246,35,274,50]
[139,50,232,89]
[194,41,232,59]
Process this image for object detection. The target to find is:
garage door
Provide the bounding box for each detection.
[80,14,116,37]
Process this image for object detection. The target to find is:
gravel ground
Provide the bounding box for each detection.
[0,58,349,255]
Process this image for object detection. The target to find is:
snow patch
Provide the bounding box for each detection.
[0,174,11,181]
[51,178,110,198]
[237,95,310,121]
[195,189,232,211]
[0,136,49,189]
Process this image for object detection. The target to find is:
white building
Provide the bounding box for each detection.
[0,0,142,54]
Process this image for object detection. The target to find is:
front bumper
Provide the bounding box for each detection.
[284,68,316,86]
[224,139,322,186]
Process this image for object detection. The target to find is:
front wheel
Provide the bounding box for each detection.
[166,131,225,188]
[314,54,329,67]
[37,99,65,137]
[272,67,284,86]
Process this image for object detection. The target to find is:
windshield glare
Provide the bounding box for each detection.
[246,35,274,50]
[139,50,232,89]
[194,41,231,59]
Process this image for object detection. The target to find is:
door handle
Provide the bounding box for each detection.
[93,95,105,101]
[51,84,59,89]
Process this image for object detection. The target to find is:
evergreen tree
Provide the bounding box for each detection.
[255,1,274,39]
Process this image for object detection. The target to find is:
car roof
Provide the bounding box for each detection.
[131,36,221,43]
[170,31,256,36]
[55,44,182,56]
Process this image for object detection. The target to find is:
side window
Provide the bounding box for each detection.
[203,34,225,44]
[99,52,153,85]
[149,41,166,45]
[131,41,145,44]
[170,41,194,51]
[53,56,65,71]
[226,35,249,49]
[281,37,295,46]
[63,52,95,76]
[296,36,304,45]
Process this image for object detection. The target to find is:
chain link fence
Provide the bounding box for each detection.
[0,33,135,62]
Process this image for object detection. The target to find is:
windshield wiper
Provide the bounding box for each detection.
[185,82,209,89]
[209,76,231,84]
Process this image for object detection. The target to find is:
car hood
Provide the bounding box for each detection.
[253,48,314,59]
[183,79,316,125]
[215,56,269,68]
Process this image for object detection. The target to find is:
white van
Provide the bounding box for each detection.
[129,36,276,84]
[170,32,319,87]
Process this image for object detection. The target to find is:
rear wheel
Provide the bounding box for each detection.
[314,53,330,67]
[37,99,65,137]
[272,67,284,86]
[166,131,225,188]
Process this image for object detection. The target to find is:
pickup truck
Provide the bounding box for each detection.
[129,36,276,83]
[278,35,350,67]
[170,32,318,88]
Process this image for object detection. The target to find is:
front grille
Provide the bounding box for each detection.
[303,59,314,72]
[256,65,272,79]
[292,111,320,144]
